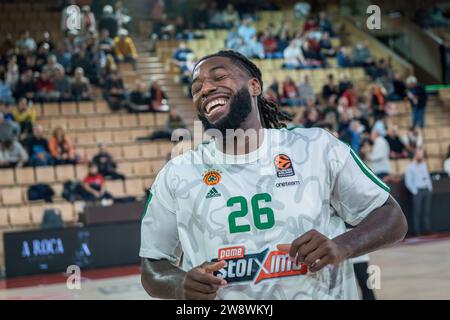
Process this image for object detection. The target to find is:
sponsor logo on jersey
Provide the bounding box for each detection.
[274,154,295,178]
[205,187,221,199]
[275,180,301,188]
[203,169,222,186]
[212,246,308,284]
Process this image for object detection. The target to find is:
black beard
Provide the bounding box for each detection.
[197,86,252,135]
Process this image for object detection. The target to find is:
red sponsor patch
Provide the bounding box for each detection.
[218,246,245,260]
[255,250,308,284]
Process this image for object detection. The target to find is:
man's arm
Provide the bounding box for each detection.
[141,258,227,300]
[278,195,407,272]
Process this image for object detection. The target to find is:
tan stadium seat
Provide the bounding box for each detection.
[0,208,9,228]
[16,168,36,184]
[121,114,138,127]
[138,113,155,126]
[1,187,23,205]
[117,162,133,176]
[75,165,88,180]
[425,143,442,157]
[84,146,99,160]
[108,145,123,159]
[68,117,86,130]
[95,101,110,113]
[438,127,450,139]
[50,118,68,130]
[95,131,113,144]
[61,102,78,115]
[30,204,46,225]
[151,159,166,175]
[86,116,104,129]
[133,161,153,176]
[427,157,443,172]
[52,203,75,223]
[140,143,159,158]
[106,180,126,197]
[43,103,60,116]
[158,142,175,157]
[142,177,154,190]
[125,178,144,197]
[396,159,411,176]
[113,130,131,143]
[77,132,96,145]
[155,113,168,126]
[35,166,56,183]
[122,145,141,159]
[129,129,149,140]
[105,115,121,128]
[55,165,75,181]
[0,168,15,186]
[8,207,32,227]
[78,101,96,114]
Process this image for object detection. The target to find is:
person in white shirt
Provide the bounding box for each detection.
[367,129,391,179]
[404,148,433,236]
[283,40,306,69]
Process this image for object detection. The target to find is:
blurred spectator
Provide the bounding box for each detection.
[54,67,72,101]
[319,31,335,57]
[54,42,72,71]
[303,107,320,128]
[92,143,125,180]
[82,162,114,203]
[37,32,55,53]
[283,41,305,69]
[222,4,240,28]
[36,71,59,102]
[371,58,392,80]
[127,81,151,113]
[71,67,92,101]
[391,72,407,101]
[365,128,391,179]
[444,145,450,176]
[245,35,265,59]
[13,97,36,139]
[226,26,241,49]
[353,107,371,134]
[0,33,15,56]
[237,16,256,43]
[103,70,127,111]
[114,29,138,70]
[298,74,316,105]
[180,53,196,88]
[42,55,64,80]
[322,74,339,100]
[406,76,428,128]
[341,83,358,108]
[0,78,15,105]
[172,42,193,66]
[345,120,362,153]
[303,17,318,34]
[24,124,52,167]
[99,29,114,54]
[386,125,409,159]
[338,73,352,96]
[149,81,169,112]
[318,11,334,36]
[276,29,291,53]
[402,126,424,155]
[352,41,374,68]
[281,76,300,107]
[115,1,132,29]
[49,126,77,165]
[0,139,28,168]
[143,108,187,141]
[261,30,282,59]
[99,5,119,38]
[366,83,386,119]
[81,5,97,35]
[70,47,95,81]
[0,112,20,142]
[322,95,339,132]
[405,148,433,235]
[6,55,20,90]
[372,114,388,137]
[294,2,311,18]
[16,31,37,52]
[336,47,353,67]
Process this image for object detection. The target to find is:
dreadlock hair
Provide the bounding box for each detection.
[193,50,293,129]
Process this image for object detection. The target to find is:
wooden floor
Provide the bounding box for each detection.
[0,237,449,300]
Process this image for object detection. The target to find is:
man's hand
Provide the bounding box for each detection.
[177,260,227,300]
[277,229,350,273]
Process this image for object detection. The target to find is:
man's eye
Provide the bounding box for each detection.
[216,75,227,81]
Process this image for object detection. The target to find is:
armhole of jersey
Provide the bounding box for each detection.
[349,148,391,193]
[141,191,153,221]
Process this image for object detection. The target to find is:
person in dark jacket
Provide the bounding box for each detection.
[406,76,428,128]
[98,5,119,38]
[92,142,125,180]
[24,124,52,166]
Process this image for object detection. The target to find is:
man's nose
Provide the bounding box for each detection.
[201,80,218,96]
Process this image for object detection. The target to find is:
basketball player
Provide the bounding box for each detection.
[140,51,408,299]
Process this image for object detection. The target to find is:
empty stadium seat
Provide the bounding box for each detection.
[133,161,153,176]
[122,145,141,159]
[55,165,75,181]
[30,204,46,225]
[8,207,31,227]
[75,165,88,180]
[15,167,35,184]
[1,187,23,205]
[35,166,56,183]
[61,102,78,115]
[140,143,159,158]
[125,178,145,197]
[0,168,15,186]
[106,180,126,197]
[0,208,9,228]
[52,203,75,223]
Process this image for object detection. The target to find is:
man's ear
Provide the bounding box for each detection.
[248,78,262,97]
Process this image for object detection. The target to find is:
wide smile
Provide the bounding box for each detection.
[203,97,230,121]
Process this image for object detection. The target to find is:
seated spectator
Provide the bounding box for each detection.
[104,70,127,111]
[341,120,362,153]
[364,128,391,179]
[99,5,119,38]
[99,29,115,55]
[301,41,324,68]
[81,162,114,203]
[6,55,19,90]
[0,139,28,168]
[141,108,187,141]
[319,31,335,57]
[222,4,240,28]
[54,67,72,101]
[322,74,339,100]
[391,72,406,101]
[49,126,78,165]
[37,31,55,52]
[371,58,392,80]
[366,83,387,119]
[81,5,97,35]
[0,78,15,105]
[71,67,92,101]
[338,73,353,96]
[172,42,193,67]
[92,143,125,180]
[237,16,256,43]
[70,47,96,82]
[336,47,353,67]
[303,17,318,34]
[352,41,374,67]
[14,69,36,101]
[402,126,423,155]
[114,29,138,70]
[226,26,241,50]
[298,74,316,105]
[261,30,282,59]
[322,95,339,132]
[372,114,388,138]
[303,107,320,128]
[54,43,72,72]
[444,145,450,177]
[318,11,335,36]
[353,107,371,133]
[42,55,63,80]
[149,81,169,112]
[36,71,59,102]
[281,76,300,107]
[126,81,152,113]
[16,31,36,52]
[180,53,196,89]
[24,124,52,167]
[283,41,306,69]
[276,29,291,53]
[386,125,409,159]
[13,97,36,139]
[0,112,20,142]
[246,35,265,59]
[341,83,358,108]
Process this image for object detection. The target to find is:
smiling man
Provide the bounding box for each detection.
[140,50,407,300]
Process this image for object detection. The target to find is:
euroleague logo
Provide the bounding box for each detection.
[203,169,222,186]
[212,245,308,284]
[274,154,295,178]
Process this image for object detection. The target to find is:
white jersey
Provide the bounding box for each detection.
[140,127,390,300]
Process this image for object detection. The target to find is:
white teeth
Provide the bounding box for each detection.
[205,98,227,113]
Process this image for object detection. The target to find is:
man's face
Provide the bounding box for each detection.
[191,57,256,133]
